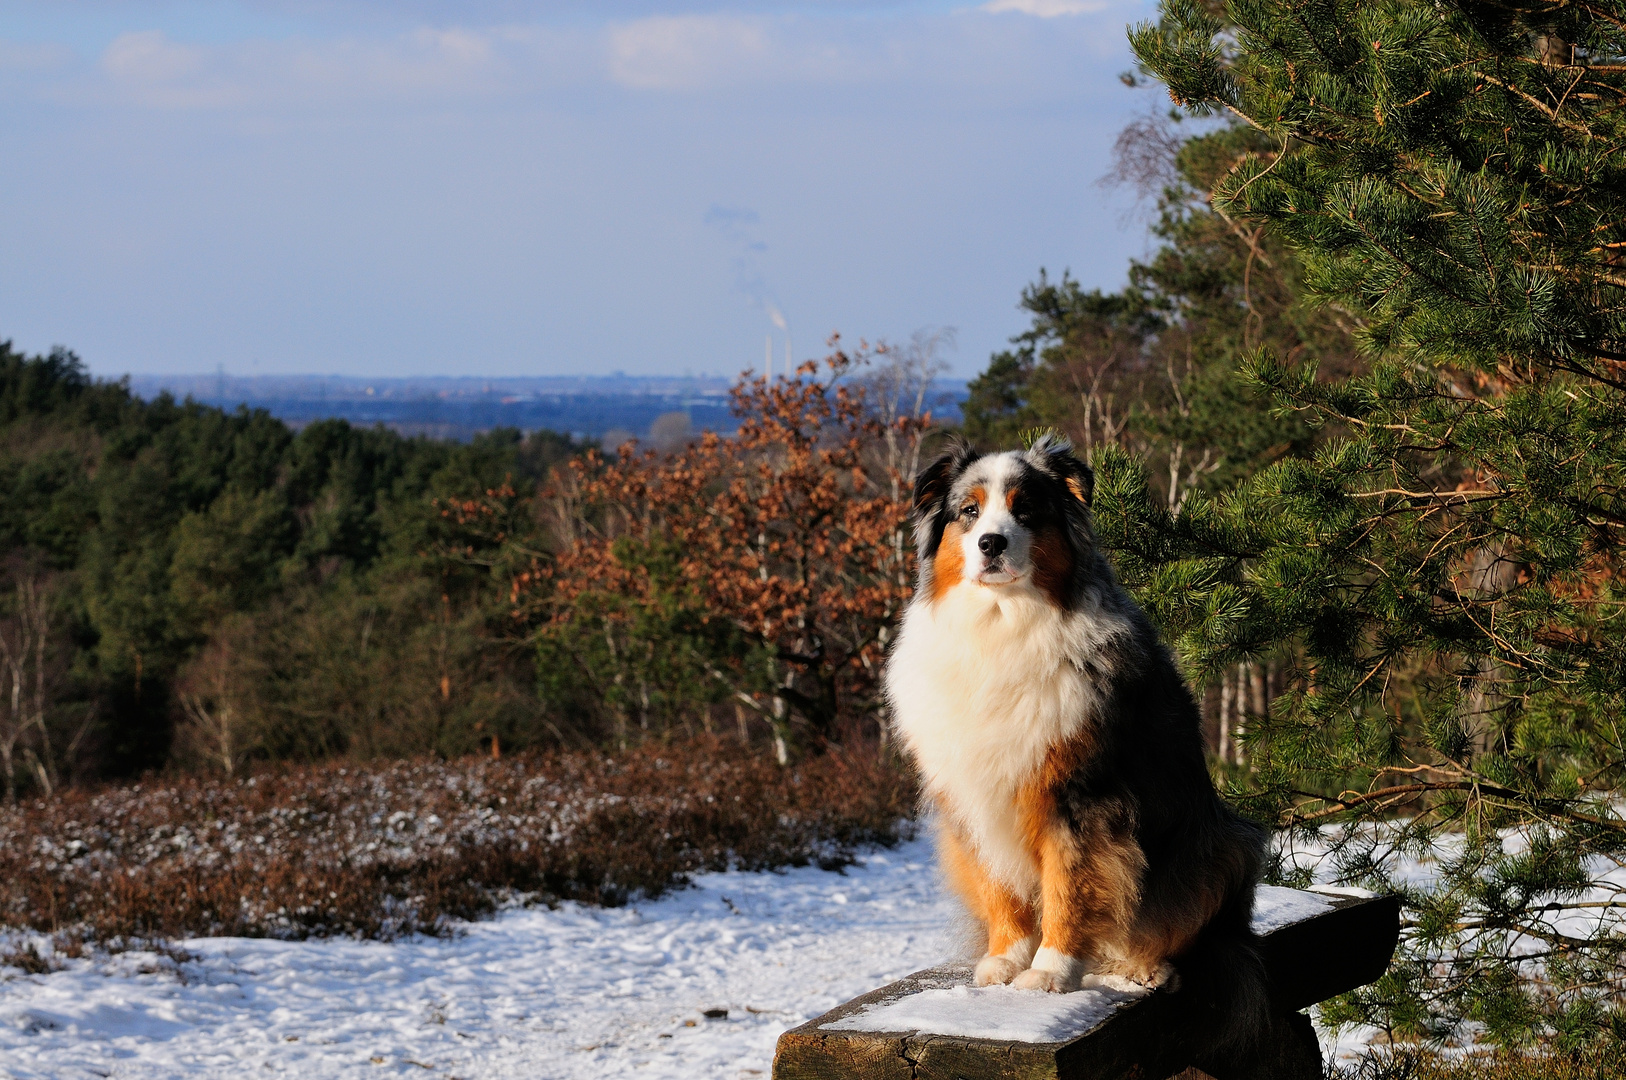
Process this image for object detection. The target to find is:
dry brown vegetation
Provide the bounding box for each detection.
[439,341,946,758]
[536,351,922,753]
[0,737,914,944]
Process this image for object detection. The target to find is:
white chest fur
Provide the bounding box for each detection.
[885,584,1129,896]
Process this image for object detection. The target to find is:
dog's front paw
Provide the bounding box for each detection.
[1010,947,1087,993]
[1094,959,1179,993]
[1011,966,1071,992]
[1143,961,1179,991]
[973,955,1026,986]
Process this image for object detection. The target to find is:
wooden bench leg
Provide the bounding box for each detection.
[1181,1010,1323,1080]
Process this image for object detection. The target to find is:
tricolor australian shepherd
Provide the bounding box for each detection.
[886,435,1267,1044]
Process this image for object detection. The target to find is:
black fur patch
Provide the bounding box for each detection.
[1027,440,1095,507]
[911,438,979,561]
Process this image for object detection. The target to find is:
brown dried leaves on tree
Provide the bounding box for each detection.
[513,342,930,752]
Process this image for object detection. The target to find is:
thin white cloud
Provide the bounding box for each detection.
[91,26,589,109]
[981,0,1108,15]
[17,7,1114,111]
[101,30,244,108]
[606,15,773,91]
[104,31,206,83]
[282,27,501,96]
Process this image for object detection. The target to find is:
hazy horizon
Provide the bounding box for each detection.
[119,367,969,441]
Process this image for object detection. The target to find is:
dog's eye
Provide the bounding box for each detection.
[959,503,979,520]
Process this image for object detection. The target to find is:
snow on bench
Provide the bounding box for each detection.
[772,887,1399,1080]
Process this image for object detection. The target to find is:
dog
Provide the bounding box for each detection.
[885,434,1268,1046]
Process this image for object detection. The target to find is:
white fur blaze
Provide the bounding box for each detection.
[886,582,1132,894]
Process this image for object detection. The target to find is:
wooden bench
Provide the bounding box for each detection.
[773,888,1400,1080]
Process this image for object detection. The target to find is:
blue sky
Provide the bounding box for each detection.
[0,1,1166,378]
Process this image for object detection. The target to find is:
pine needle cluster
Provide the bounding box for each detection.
[1124,0,1626,1047]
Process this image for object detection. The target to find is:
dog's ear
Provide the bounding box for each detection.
[1026,432,1094,507]
[912,438,976,519]
[912,439,978,562]
[1058,455,1094,508]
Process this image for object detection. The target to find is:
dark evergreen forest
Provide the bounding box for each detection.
[0,346,581,789]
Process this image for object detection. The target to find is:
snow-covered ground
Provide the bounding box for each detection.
[0,837,1388,1079]
[1,839,958,1080]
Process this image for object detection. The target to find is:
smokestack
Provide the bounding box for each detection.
[767,306,789,381]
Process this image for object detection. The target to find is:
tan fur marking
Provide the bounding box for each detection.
[937,823,1036,956]
[968,485,987,509]
[1030,525,1074,609]
[1016,736,1146,968]
[1065,476,1088,503]
[1117,852,1234,974]
[930,520,966,602]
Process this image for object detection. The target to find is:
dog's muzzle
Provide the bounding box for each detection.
[976,533,1015,582]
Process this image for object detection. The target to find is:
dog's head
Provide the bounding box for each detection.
[910,433,1095,607]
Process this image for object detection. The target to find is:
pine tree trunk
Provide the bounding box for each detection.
[1233,664,1249,768]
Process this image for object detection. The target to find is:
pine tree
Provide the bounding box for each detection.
[963,119,1363,512]
[1123,0,1626,1046]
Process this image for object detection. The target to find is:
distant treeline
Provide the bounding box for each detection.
[129,372,743,445]
[0,345,584,794]
[127,373,971,445]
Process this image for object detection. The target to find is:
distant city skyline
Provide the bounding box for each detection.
[0,1,1164,379]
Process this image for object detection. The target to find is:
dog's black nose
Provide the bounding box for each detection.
[978,533,1008,558]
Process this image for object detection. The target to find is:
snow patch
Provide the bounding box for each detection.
[0,839,954,1080]
[825,977,1147,1042]
[1309,885,1378,899]
[1252,885,1336,933]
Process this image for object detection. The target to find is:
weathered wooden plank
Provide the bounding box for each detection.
[1261,893,1401,1012]
[773,891,1400,1080]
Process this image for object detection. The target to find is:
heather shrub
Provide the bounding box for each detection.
[0,738,914,943]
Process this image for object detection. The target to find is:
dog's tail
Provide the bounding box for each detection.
[1172,910,1272,1057]
[1170,810,1272,1058]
